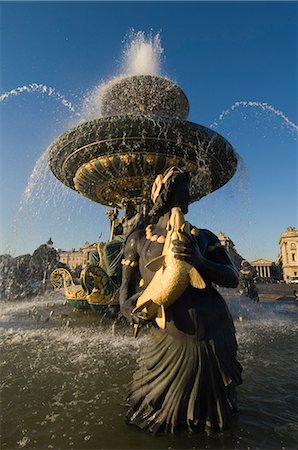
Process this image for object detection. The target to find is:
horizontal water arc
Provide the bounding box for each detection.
[210,101,298,132]
[0,83,79,115]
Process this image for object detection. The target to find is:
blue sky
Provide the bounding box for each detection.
[0,1,297,261]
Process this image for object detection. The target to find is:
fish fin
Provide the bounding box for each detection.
[155,305,166,329]
[132,300,150,314]
[189,267,206,289]
[145,255,166,272]
[132,300,158,319]
[181,221,191,233]
[133,324,140,338]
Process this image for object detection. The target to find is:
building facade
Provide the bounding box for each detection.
[250,258,274,279]
[278,226,298,283]
[58,242,97,270]
[217,231,243,270]
[58,249,83,270]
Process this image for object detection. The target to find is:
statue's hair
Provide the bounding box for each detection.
[149,171,191,218]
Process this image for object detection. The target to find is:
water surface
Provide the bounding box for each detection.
[1,293,297,449]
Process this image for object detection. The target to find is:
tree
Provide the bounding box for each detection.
[30,244,59,277]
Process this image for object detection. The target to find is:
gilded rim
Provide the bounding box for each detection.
[73,152,199,206]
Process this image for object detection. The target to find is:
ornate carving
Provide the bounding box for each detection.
[51,265,119,305]
[73,152,197,207]
[81,265,119,305]
[50,268,87,300]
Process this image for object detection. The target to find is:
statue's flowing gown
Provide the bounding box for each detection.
[125,230,243,433]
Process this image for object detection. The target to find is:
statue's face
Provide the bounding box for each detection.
[123,202,136,218]
[168,180,190,214]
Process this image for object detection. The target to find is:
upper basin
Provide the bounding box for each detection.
[100,75,189,120]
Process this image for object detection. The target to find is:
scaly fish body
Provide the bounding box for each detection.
[137,230,192,308]
[133,207,205,329]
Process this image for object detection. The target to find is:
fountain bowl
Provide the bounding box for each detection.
[48,75,238,207]
[100,75,189,119]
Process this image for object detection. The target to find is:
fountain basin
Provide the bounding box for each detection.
[48,115,237,206]
[100,75,189,119]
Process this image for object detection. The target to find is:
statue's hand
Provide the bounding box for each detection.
[130,310,152,326]
[172,232,203,270]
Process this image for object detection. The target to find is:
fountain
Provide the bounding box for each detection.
[1,31,298,449]
[48,67,237,312]
[45,33,246,433]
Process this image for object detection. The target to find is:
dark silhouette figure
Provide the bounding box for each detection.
[239,260,259,302]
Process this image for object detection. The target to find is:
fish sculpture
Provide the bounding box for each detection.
[132,207,206,335]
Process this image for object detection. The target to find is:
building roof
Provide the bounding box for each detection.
[279,226,298,243]
[250,258,273,265]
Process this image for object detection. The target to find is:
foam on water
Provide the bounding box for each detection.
[0,292,144,355]
[1,292,296,349]
[1,293,297,449]
[0,325,143,354]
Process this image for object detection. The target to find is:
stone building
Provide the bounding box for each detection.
[250,259,274,279]
[58,249,83,270]
[217,231,243,269]
[58,242,97,270]
[218,232,276,281]
[278,226,298,283]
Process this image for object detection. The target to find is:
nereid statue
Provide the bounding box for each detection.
[120,167,243,433]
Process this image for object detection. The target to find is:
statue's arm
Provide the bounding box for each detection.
[173,230,238,288]
[201,232,239,288]
[119,230,142,321]
[114,221,123,236]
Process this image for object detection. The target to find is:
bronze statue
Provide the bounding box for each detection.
[119,167,243,433]
[88,199,142,285]
[239,260,259,302]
